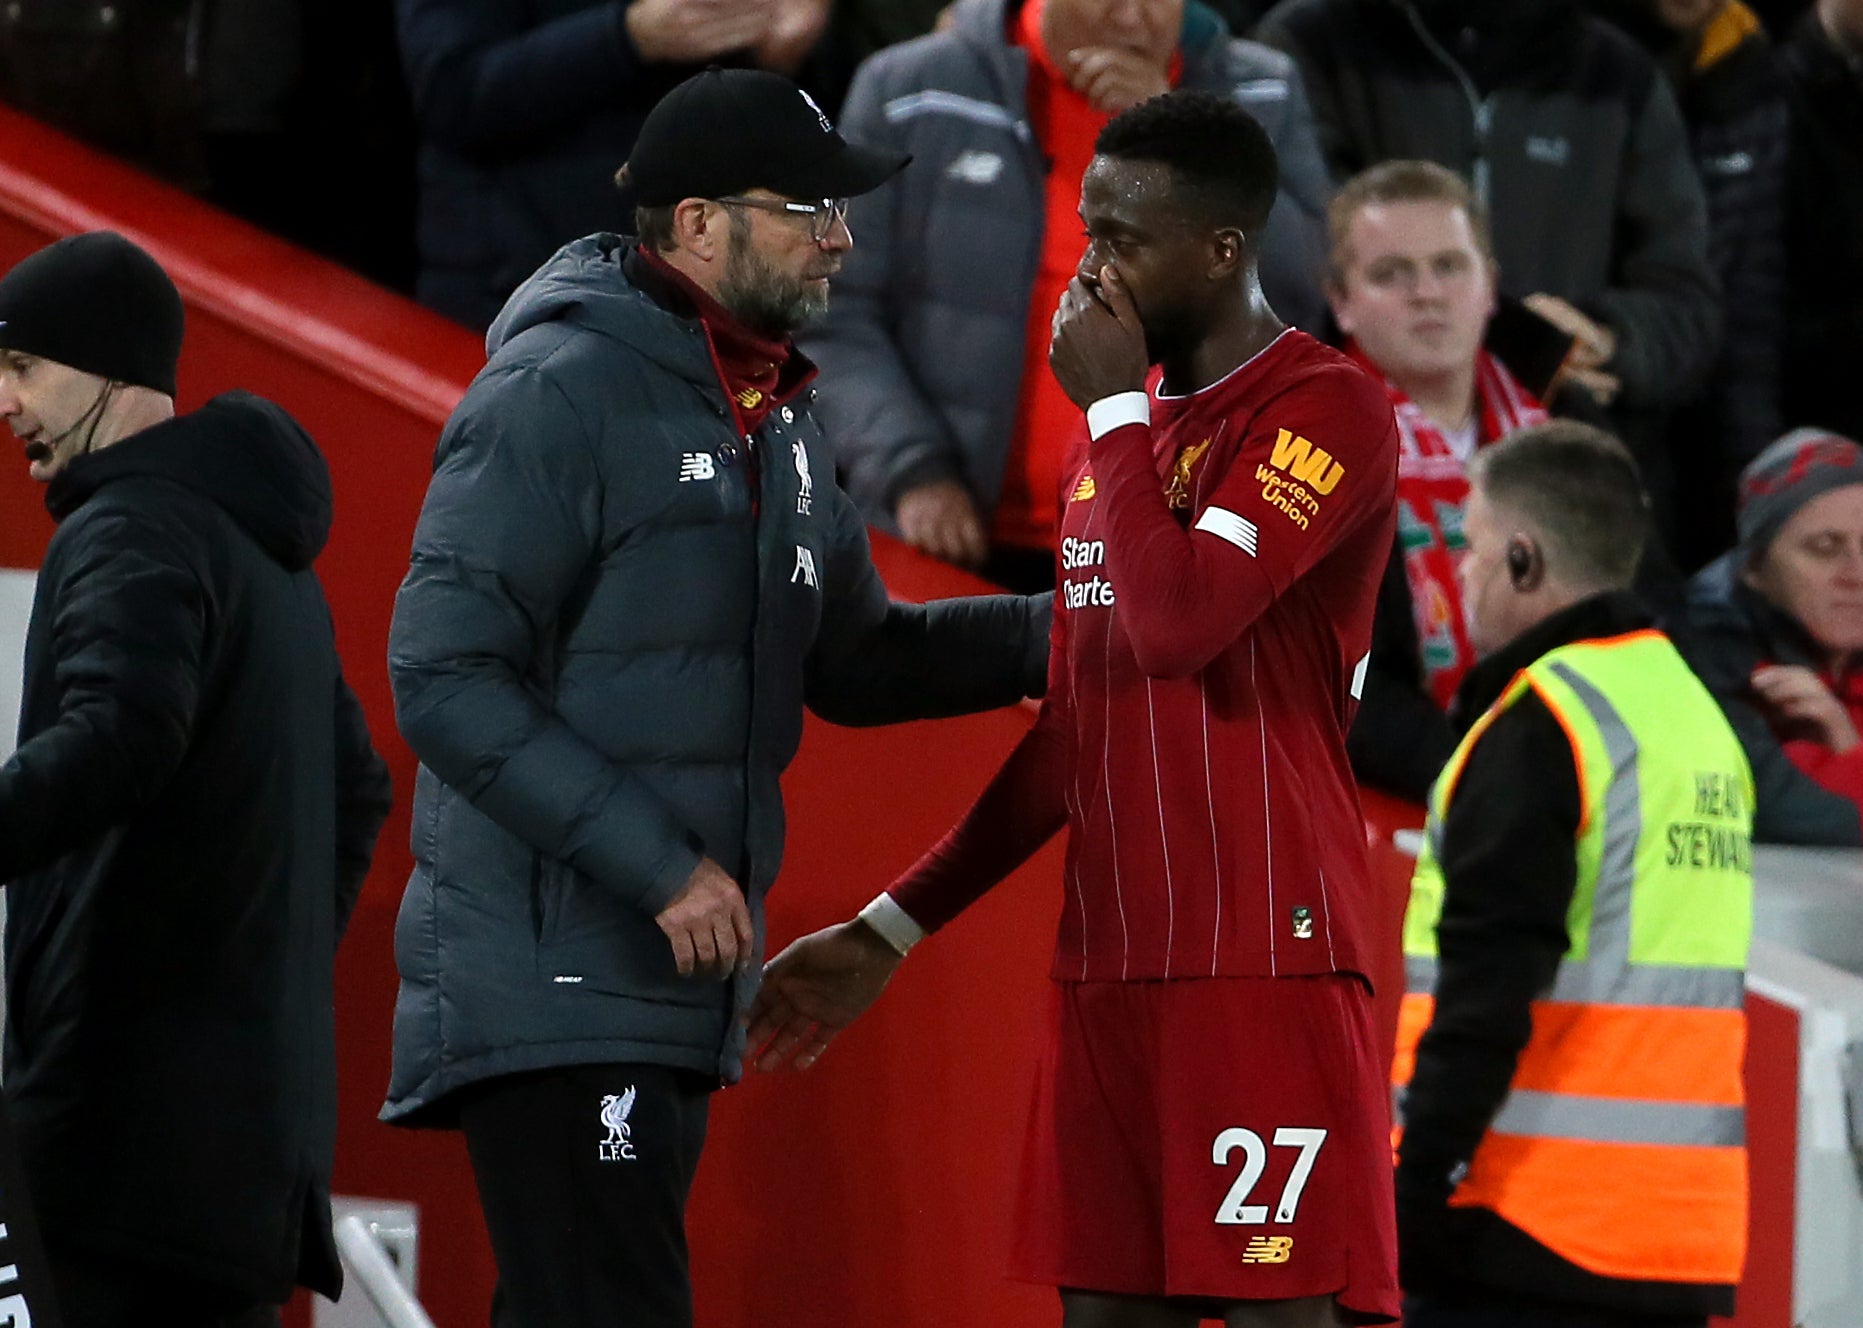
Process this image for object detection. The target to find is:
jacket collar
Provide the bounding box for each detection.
[1450,590,1654,732]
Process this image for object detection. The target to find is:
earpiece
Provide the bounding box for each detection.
[1505,537,1538,588]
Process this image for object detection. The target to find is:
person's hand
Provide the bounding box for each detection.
[1751,664,1862,753]
[655,857,755,979]
[1050,268,1148,412]
[896,478,988,568]
[625,0,776,65]
[748,919,903,1070]
[751,0,832,74]
[1063,47,1171,113]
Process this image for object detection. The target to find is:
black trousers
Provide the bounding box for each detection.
[460,1063,713,1328]
[1405,1291,1709,1328]
[43,1242,281,1328]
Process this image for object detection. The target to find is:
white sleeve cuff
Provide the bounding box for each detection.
[858,892,926,956]
[1086,391,1150,441]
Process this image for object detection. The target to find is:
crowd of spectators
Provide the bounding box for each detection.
[4,0,1860,844]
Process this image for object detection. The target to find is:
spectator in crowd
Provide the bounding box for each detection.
[1778,0,1863,442]
[383,69,1050,1328]
[1258,0,1724,541]
[398,0,835,330]
[1328,160,1548,803]
[1592,0,1789,566]
[0,0,417,290]
[1396,421,1754,1328]
[1685,428,1863,844]
[0,232,393,1326]
[802,0,1335,590]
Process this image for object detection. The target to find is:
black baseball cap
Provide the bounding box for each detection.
[620,67,909,207]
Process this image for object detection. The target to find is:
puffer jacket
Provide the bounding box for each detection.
[800,0,1335,528]
[384,236,1050,1121]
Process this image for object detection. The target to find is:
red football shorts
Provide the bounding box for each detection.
[1009,973,1399,1322]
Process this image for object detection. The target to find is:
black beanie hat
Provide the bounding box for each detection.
[0,232,184,396]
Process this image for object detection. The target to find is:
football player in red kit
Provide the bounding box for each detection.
[750,91,1400,1328]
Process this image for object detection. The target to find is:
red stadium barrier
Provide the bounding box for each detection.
[0,106,1798,1327]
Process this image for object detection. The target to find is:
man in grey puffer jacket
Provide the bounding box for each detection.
[384,69,1050,1328]
[801,0,1334,588]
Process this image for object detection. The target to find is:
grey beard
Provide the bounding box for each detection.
[718,230,827,337]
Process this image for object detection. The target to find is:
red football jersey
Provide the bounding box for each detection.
[892,330,1398,982]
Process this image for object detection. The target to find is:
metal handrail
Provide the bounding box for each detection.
[334,1214,437,1328]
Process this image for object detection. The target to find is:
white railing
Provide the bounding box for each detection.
[319,1200,434,1328]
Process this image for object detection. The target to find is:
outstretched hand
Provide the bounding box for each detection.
[1049,266,1148,411]
[748,920,903,1070]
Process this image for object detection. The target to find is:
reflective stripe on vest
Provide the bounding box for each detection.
[1396,629,1754,1286]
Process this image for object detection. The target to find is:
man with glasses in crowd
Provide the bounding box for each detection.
[383,67,1052,1328]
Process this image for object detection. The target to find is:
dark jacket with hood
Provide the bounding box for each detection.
[1681,550,1863,845]
[0,392,393,1302]
[383,235,1049,1123]
[1260,0,1723,513]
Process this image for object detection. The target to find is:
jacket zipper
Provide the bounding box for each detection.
[1401,3,1495,207]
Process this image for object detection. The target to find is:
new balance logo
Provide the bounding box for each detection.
[946,149,1005,185]
[792,546,818,587]
[1241,1236,1294,1264]
[1071,472,1096,502]
[679,453,716,483]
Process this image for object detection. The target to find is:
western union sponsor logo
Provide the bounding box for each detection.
[1268,428,1344,494]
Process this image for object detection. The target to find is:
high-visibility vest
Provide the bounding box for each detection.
[1395,628,1754,1286]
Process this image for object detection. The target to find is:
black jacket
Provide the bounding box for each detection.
[1395,591,1736,1318]
[399,0,727,329]
[0,393,392,1301]
[1680,552,1863,845]
[385,237,1049,1122]
[1779,12,1863,442]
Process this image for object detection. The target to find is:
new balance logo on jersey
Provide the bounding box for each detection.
[1071,472,1096,502]
[599,1088,637,1162]
[1241,1236,1294,1264]
[792,546,818,587]
[946,149,1004,185]
[679,453,716,482]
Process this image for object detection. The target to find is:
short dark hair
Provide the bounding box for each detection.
[1470,421,1651,590]
[633,203,678,253]
[1094,91,1279,237]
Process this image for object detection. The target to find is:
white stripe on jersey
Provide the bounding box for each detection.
[1253,637,1277,974]
[1099,508,1130,980]
[1147,679,1176,977]
[1194,505,1259,555]
[1201,682,1223,977]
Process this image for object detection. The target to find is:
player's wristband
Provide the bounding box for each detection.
[1086,390,1150,441]
[857,893,926,957]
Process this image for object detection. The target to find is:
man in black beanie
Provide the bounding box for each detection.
[0,230,393,1327]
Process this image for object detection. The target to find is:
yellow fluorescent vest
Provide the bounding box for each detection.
[1395,629,1754,1286]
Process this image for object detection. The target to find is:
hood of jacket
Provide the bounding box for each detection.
[485,233,722,391]
[1398,0,1590,94]
[45,390,332,571]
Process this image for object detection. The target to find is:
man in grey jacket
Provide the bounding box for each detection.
[1260,0,1724,539]
[384,68,1050,1328]
[800,0,1334,589]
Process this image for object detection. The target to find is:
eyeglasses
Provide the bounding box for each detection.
[715,196,850,243]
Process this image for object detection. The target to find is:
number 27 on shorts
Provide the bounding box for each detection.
[1211,1126,1327,1225]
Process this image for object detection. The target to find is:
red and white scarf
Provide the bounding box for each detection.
[1349,342,1547,708]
